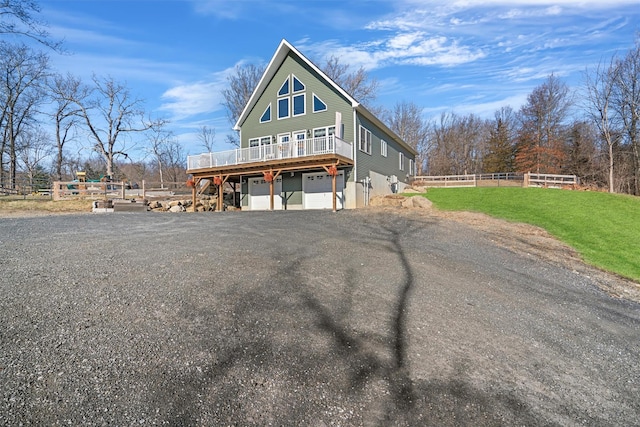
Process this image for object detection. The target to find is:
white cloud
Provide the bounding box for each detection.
[300,32,485,71]
[159,66,238,121]
[189,0,246,19]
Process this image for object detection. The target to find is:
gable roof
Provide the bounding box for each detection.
[234,39,417,156]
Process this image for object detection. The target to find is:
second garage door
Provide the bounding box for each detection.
[249,177,283,210]
[303,171,344,210]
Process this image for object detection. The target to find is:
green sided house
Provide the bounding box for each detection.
[186,39,417,211]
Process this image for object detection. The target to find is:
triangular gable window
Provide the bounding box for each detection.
[260,104,271,123]
[293,75,305,92]
[313,94,327,113]
[278,78,290,96]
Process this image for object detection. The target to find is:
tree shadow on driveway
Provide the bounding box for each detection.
[148,215,541,426]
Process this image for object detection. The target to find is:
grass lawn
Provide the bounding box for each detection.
[0,196,93,215]
[423,187,640,283]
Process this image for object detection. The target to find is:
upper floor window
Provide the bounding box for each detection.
[293,93,305,117]
[359,125,372,155]
[381,140,388,157]
[278,97,289,119]
[409,159,414,175]
[278,78,290,96]
[292,74,305,92]
[399,152,405,170]
[313,94,327,113]
[260,104,271,123]
[277,74,305,120]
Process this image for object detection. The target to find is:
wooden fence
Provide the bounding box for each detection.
[413,173,577,188]
[524,173,579,188]
[51,180,194,201]
[412,174,478,188]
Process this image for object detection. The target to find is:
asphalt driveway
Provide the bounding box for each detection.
[1,210,638,426]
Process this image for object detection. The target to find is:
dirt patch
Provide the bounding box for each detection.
[431,210,640,303]
[365,202,640,304]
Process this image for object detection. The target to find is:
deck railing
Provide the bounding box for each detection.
[187,136,353,170]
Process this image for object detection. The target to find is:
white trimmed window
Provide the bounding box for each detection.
[381,140,388,157]
[313,93,327,113]
[359,126,372,155]
[260,104,271,123]
[409,159,414,175]
[292,93,305,117]
[277,97,289,119]
[292,74,305,92]
[276,74,305,120]
[278,78,290,96]
[399,152,405,171]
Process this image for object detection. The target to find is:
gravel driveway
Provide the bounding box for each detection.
[1,210,639,426]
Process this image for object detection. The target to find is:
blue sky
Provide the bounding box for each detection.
[39,0,640,158]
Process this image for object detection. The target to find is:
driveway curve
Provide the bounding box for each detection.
[1,210,638,426]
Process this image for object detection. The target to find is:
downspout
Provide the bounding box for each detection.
[353,108,358,206]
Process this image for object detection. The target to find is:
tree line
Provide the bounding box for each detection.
[421,37,640,197]
[387,36,640,196]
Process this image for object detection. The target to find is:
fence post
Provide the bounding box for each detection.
[523,173,529,188]
[53,181,60,201]
[142,180,146,199]
[121,181,126,199]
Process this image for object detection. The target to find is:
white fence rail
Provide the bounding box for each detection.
[412,174,477,188]
[187,136,352,170]
[525,173,578,187]
[413,173,578,188]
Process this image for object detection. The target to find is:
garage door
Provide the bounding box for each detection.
[303,171,344,210]
[249,177,282,210]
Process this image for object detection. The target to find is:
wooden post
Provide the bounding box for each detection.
[269,179,274,211]
[332,173,337,212]
[121,181,126,199]
[191,179,197,211]
[323,164,339,212]
[218,182,223,212]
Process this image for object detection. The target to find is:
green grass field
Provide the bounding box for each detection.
[422,187,640,283]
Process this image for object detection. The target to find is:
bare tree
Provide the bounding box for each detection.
[0,0,62,50]
[197,124,216,152]
[428,112,488,175]
[614,36,640,195]
[71,75,163,179]
[161,137,186,184]
[145,126,173,188]
[385,101,430,175]
[48,72,85,181]
[321,55,378,107]
[17,125,52,188]
[221,64,264,147]
[564,120,599,182]
[515,74,573,173]
[0,41,48,188]
[584,57,622,193]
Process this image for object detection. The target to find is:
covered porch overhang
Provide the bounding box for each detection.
[187,154,354,212]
